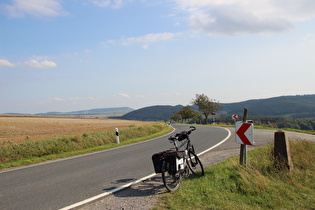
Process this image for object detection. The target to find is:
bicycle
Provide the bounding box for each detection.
[152,126,204,192]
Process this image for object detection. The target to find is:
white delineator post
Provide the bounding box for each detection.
[115,128,120,143]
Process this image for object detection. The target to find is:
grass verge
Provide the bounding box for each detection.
[211,123,315,135]
[155,140,315,209]
[0,123,172,170]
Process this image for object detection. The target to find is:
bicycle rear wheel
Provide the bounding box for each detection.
[187,151,204,177]
[161,160,182,192]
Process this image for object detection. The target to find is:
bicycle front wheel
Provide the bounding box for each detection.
[161,160,182,192]
[187,151,204,177]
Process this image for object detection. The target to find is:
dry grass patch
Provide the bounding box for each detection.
[0,115,154,145]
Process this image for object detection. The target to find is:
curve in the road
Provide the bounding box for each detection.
[61,126,231,210]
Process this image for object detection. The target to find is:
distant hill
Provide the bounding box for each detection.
[117,105,184,121]
[118,95,315,121]
[4,95,314,120]
[34,107,134,117]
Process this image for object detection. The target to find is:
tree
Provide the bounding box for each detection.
[192,93,222,124]
[171,112,182,123]
[177,105,201,123]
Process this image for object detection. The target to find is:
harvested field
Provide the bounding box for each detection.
[0,115,154,145]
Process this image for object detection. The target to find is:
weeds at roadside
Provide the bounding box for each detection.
[0,123,171,169]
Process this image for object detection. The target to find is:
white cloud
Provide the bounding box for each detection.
[68,96,105,101]
[104,32,181,48]
[89,0,128,9]
[69,96,83,101]
[174,92,180,96]
[89,0,111,7]
[102,40,116,48]
[87,97,99,100]
[0,58,57,69]
[136,95,145,98]
[172,0,315,35]
[4,0,67,18]
[50,97,64,101]
[0,59,15,68]
[121,32,179,45]
[119,93,131,98]
[22,60,57,69]
[302,33,315,45]
[142,44,149,50]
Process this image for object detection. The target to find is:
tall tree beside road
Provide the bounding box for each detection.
[192,94,222,124]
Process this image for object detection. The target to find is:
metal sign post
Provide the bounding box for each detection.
[240,108,248,165]
[232,114,238,123]
[235,108,254,165]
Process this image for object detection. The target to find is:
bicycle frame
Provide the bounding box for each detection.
[153,126,203,192]
[169,132,194,153]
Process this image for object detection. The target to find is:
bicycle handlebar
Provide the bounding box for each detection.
[169,126,196,141]
[188,126,196,134]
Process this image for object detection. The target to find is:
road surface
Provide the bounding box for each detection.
[77,126,315,210]
[0,124,230,210]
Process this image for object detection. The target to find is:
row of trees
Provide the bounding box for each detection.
[171,93,222,124]
[215,116,315,131]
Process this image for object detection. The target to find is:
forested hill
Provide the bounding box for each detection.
[221,95,315,118]
[118,105,184,121]
[118,95,315,121]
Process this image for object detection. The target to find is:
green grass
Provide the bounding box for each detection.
[155,140,315,210]
[0,123,172,170]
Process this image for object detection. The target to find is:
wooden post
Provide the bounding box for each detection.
[240,108,248,165]
[274,130,294,171]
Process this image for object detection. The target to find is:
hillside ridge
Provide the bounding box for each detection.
[3,95,314,120]
[118,94,315,121]
[3,107,134,117]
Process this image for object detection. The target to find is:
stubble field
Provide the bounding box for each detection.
[0,115,154,145]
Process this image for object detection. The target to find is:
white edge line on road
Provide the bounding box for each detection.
[197,127,231,156]
[60,127,232,210]
[59,173,157,210]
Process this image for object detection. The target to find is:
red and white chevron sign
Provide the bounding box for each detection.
[235,122,254,145]
[232,114,238,120]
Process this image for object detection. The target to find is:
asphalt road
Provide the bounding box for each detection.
[0,124,231,210]
[77,126,315,210]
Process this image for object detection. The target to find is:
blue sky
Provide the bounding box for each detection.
[1,0,315,114]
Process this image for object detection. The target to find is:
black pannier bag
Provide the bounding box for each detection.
[152,150,186,174]
[152,152,164,173]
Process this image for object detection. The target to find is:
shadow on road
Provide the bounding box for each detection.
[111,176,165,198]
